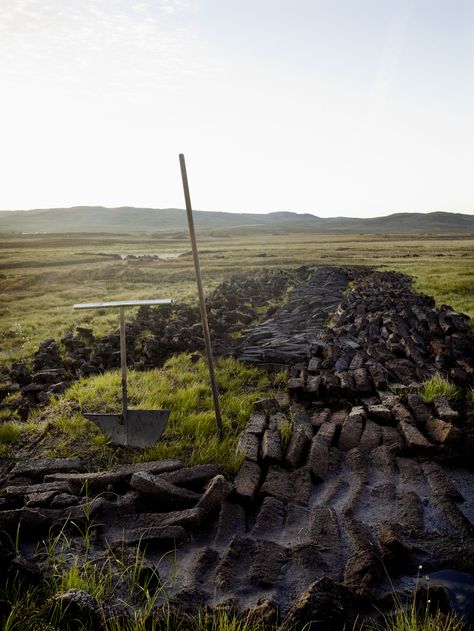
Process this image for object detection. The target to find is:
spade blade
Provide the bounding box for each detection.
[125,409,170,448]
[84,413,126,446]
[84,410,170,448]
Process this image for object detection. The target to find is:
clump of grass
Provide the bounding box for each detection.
[0,408,18,421]
[3,527,166,631]
[468,388,474,406]
[365,607,465,631]
[188,609,274,631]
[0,421,21,444]
[272,369,288,388]
[54,558,113,601]
[2,392,22,405]
[420,374,460,403]
[279,420,293,451]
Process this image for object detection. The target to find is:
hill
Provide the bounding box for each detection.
[0,206,472,234]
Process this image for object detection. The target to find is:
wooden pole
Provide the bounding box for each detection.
[119,306,128,432]
[179,154,224,438]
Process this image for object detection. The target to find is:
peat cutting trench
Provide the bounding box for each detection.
[1,266,473,630]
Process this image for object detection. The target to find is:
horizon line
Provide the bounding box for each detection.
[1,206,473,219]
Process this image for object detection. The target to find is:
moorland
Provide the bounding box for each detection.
[0,224,472,365]
[0,210,473,631]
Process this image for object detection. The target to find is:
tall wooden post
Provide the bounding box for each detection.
[179,154,223,438]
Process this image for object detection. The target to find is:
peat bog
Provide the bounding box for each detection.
[0,230,473,630]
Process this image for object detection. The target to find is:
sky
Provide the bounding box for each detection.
[0,0,473,217]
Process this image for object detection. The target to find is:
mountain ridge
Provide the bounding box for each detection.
[0,206,472,234]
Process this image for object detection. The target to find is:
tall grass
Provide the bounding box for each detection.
[367,608,464,631]
[0,421,21,455]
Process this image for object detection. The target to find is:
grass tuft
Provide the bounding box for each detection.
[420,374,460,403]
[279,420,293,451]
[365,608,465,631]
[0,421,21,444]
[468,388,474,406]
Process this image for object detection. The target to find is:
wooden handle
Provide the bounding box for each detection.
[179,154,223,439]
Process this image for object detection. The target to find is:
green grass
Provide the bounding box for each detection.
[54,558,113,601]
[131,354,280,476]
[364,608,465,631]
[362,565,466,631]
[0,421,21,443]
[468,388,474,405]
[4,535,158,631]
[183,610,273,631]
[279,420,293,451]
[15,354,281,475]
[0,421,21,453]
[420,374,460,403]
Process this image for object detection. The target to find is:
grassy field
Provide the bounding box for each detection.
[0,230,473,364]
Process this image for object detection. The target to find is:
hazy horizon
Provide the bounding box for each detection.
[1,1,473,216]
[1,206,473,220]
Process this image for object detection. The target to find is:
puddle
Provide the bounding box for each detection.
[118,252,183,260]
[158,252,184,260]
[395,569,474,624]
[428,570,474,624]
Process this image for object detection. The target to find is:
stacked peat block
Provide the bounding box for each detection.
[291,269,473,405]
[0,458,234,550]
[237,266,350,367]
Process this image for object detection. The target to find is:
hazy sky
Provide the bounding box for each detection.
[0,0,473,216]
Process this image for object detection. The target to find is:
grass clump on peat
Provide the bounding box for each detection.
[420,374,460,403]
[365,608,465,631]
[0,421,21,445]
[0,421,21,456]
[279,420,293,451]
[3,539,159,630]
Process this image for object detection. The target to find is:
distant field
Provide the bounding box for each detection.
[0,231,473,364]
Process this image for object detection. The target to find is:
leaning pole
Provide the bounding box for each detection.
[179,154,224,439]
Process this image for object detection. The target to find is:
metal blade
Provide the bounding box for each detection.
[125,409,170,448]
[84,410,170,448]
[84,414,126,445]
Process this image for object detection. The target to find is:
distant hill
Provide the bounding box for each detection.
[0,206,472,234]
